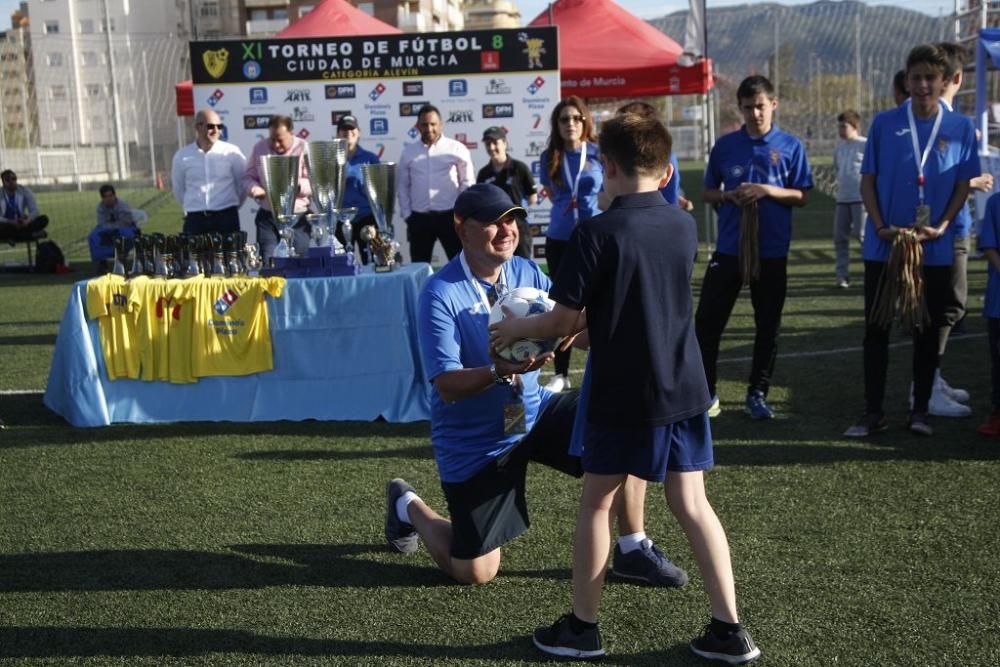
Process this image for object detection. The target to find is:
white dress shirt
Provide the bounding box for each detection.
[171,139,247,214]
[397,135,474,219]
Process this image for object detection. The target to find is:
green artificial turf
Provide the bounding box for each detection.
[1,172,998,665]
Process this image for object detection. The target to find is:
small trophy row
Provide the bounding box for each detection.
[261,140,400,273]
[110,231,261,279]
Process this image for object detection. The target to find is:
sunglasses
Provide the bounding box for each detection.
[559,115,585,125]
[201,123,224,130]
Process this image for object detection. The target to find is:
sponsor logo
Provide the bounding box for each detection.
[531,160,541,176]
[770,149,780,165]
[325,84,356,99]
[206,89,224,107]
[374,142,386,158]
[297,128,310,139]
[202,48,229,79]
[482,103,514,119]
[213,288,240,316]
[370,117,388,135]
[729,166,744,178]
[449,79,468,96]
[243,115,272,130]
[525,140,544,157]
[532,113,542,129]
[447,109,474,123]
[284,89,311,102]
[407,126,419,140]
[519,32,547,69]
[399,102,429,117]
[331,110,353,125]
[481,51,500,71]
[368,82,386,101]
[527,76,545,95]
[895,128,911,137]
[242,60,261,80]
[485,78,511,95]
[291,106,314,122]
[249,87,267,104]
[453,132,477,150]
[402,81,423,96]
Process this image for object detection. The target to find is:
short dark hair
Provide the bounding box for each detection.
[1,169,15,180]
[616,101,659,119]
[598,114,672,179]
[893,70,908,98]
[417,104,441,121]
[736,75,775,102]
[99,184,116,196]
[837,110,861,129]
[935,41,968,79]
[269,115,293,131]
[906,44,949,78]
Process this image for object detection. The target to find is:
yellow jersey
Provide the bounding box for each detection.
[173,276,285,378]
[85,274,141,380]
[128,276,197,384]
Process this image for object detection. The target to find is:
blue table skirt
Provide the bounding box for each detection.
[43,264,434,427]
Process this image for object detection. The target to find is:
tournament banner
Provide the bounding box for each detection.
[190,27,559,260]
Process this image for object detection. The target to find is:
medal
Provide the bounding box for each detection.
[914,204,931,228]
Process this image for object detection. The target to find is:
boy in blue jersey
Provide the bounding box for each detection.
[384,183,684,588]
[844,44,979,438]
[335,115,380,263]
[696,75,813,420]
[977,192,1000,435]
[492,114,759,664]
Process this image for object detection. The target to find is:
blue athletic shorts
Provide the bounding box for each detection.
[581,412,714,481]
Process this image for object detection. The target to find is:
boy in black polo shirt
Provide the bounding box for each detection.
[490,114,759,664]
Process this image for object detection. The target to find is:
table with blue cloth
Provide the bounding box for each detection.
[44,264,434,427]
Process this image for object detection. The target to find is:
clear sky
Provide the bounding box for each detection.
[0,0,952,31]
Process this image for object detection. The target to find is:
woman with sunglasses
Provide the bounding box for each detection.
[539,96,602,393]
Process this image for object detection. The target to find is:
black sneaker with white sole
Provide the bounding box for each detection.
[533,614,605,660]
[384,478,419,554]
[689,623,761,664]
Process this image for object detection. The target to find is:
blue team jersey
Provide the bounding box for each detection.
[341,145,380,218]
[704,125,813,258]
[979,192,1000,319]
[417,254,553,483]
[660,152,681,205]
[861,104,979,265]
[540,143,603,241]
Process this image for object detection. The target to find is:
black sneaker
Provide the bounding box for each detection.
[908,411,933,436]
[611,539,688,587]
[533,614,605,660]
[843,412,888,438]
[689,623,761,664]
[384,478,419,554]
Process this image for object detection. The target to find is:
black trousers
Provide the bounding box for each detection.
[939,235,969,355]
[406,210,461,263]
[862,260,955,415]
[183,207,240,236]
[255,209,311,264]
[336,213,376,265]
[0,214,48,241]
[694,252,788,397]
[544,237,572,377]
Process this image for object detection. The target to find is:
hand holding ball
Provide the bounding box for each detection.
[487,287,561,362]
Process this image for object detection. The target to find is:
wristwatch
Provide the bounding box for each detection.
[489,363,513,386]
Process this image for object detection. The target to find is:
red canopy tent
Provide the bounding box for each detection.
[528,0,711,99]
[175,0,400,116]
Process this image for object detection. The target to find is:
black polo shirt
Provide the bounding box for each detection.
[548,190,710,427]
[475,158,537,207]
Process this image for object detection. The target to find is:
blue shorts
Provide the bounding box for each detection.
[581,412,714,482]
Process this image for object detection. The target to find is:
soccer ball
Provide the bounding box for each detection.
[487,287,561,362]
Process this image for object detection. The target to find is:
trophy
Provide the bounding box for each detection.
[337,206,358,257]
[209,233,226,276]
[259,154,301,259]
[151,233,169,277]
[361,162,400,272]
[111,235,127,277]
[224,232,244,276]
[305,139,348,252]
[130,233,146,276]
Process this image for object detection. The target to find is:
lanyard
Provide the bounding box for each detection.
[906,102,943,205]
[561,143,587,222]
[459,251,507,313]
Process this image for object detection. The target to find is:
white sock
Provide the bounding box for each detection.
[617,531,647,554]
[396,491,418,524]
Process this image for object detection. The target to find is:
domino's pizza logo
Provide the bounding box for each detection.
[214,288,240,315]
[407,126,419,140]
[207,89,224,107]
[369,82,386,101]
[527,76,545,95]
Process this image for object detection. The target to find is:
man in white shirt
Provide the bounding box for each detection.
[832,110,866,289]
[397,104,474,263]
[171,108,247,236]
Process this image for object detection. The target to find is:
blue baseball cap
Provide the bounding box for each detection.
[454,183,526,224]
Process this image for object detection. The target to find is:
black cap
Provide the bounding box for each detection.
[454,183,526,223]
[337,114,359,130]
[482,126,507,142]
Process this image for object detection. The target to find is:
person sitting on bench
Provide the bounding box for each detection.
[0,169,48,245]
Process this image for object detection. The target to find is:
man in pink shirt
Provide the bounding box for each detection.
[243,115,312,263]
[397,104,475,263]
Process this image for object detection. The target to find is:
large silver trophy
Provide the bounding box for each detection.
[361,162,401,272]
[259,154,301,259]
[306,139,348,252]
